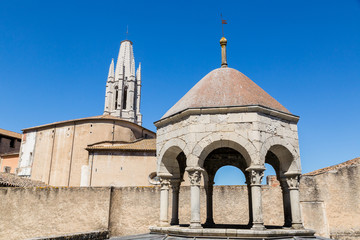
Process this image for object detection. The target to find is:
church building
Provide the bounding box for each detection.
[17,40,157,187]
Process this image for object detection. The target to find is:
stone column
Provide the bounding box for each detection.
[286,175,304,229]
[187,168,203,229]
[280,177,292,227]
[205,180,215,226]
[245,172,253,227]
[170,179,181,225]
[159,178,170,226]
[248,168,265,230]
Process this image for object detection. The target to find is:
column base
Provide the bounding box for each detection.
[204,218,215,226]
[251,223,266,230]
[160,220,170,227]
[291,223,304,229]
[170,219,179,225]
[190,222,202,229]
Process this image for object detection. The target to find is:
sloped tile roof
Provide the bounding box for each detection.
[0,128,22,139]
[304,157,360,176]
[86,138,156,152]
[0,172,48,187]
[162,68,290,120]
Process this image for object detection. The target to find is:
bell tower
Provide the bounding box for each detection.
[103,40,142,126]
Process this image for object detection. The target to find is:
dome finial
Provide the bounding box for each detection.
[220,36,228,68]
[220,15,228,68]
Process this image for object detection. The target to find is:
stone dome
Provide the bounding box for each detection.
[161,67,290,119]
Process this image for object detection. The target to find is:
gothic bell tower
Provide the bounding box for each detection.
[103,40,142,126]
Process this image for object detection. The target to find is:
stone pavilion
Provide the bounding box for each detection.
[150,36,316,238]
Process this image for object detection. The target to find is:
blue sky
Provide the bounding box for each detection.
[0,1,359,183]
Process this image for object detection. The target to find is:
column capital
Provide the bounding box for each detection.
[248,169,264,186]
[160,178,171,190]
[285,174,300,190]
[187,168,203,186]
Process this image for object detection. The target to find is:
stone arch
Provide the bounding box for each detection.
[157,138,189,179]
[260,136,300,174]
[187,132,257,168]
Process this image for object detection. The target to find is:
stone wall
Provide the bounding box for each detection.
[1,164,359,240]
[301,164,360,239]
[0,187,111,240]
[156,112,302,182]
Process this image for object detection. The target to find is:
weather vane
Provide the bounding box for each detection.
[221,14,227,37]
[126,25,129,40]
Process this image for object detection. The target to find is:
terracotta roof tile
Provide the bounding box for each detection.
[162,68,290,120]
[304,157,360,176]
[86,138,156,151]
[0,172,48,187]
[0,128,21,139]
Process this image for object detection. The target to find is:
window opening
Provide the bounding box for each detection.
[115,89,119,109]
[122,87,128,109]
[10,139,15,148]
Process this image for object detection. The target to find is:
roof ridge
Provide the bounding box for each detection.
[22,115,155,135]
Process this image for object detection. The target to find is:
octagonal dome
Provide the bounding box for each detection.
[161,67,290,120]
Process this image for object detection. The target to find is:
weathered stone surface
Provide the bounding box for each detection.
[0,187,110,240]
[157,111,301,175]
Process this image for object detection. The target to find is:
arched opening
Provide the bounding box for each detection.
[214,166,246,185]
[122,86,128,110]
[265,145,295,227]
[262,162,284,227]
[158,145,187,226]
[212,165,249,226]
[202,147,250,227]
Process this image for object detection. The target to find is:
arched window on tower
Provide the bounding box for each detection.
[122,86,128,110]
[114,86,119,109]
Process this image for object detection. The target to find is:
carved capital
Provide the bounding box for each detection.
[188,170,202,186]
[286,175,300,190]
[249,169,264,186]
[160,178,171,190]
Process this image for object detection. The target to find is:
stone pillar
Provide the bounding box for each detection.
[159,178,170,226]
[245,172,253,227]
[187,168,203,229]
[280,177,292,227]
[248,168,265,230]
[205,180,215,226]
[170,179,181,225]
[286,175,304,229]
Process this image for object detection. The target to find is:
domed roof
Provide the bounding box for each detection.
[161,67,290,119]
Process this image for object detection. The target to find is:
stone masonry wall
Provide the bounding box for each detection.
[0,187,111,240]
[1,165,359,240]
[301,164,360,239]
[157,112,300,172]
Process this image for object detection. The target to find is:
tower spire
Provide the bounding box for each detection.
[108,58,114,78]
[104,40,142,125]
